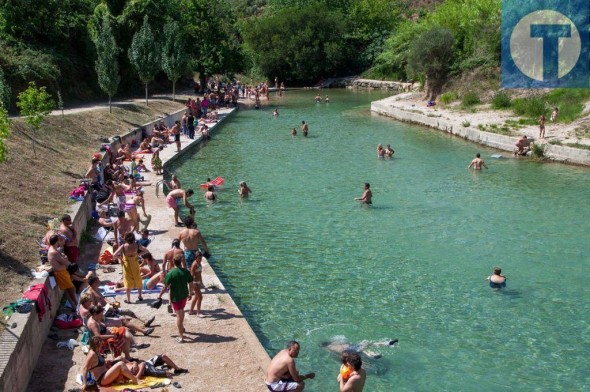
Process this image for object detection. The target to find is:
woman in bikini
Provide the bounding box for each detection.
[125,190,147,233]
[81,336,138,390]
[377,144,385,158]
[112,233,148,304]
[86,305,133,360]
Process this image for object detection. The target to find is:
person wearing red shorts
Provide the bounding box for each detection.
[157,255,193,343]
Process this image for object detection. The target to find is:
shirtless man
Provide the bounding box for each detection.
[265,341,315,392]
[59,215,80,263]
[514,135,531,156]
[48,234,78,308]
[204,185,216,201]
[467,153,488,170]
[113,211,135,249]
[539,114,546,138]
[301,121,309,137]
[165,188,194,226]
[163,239,186,273]
[164,174,182,191]
[171,120,181,152]
[338,352,366,392]
[85,158,101,188]
[178,216,210,270]
[355,183,372,205]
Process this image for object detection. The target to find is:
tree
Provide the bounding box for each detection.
[0,106,10,164]
[406,27,455,101]
[94,15,121,113]
[0,66,11,109]
[161,19,187,102]
[128,15,161,105]
[16,82,54,159]
[241,3,353,83]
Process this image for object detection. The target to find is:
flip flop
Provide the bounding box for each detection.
[144,315,155,327]
[175,223,185,227]
[135,343,150,350]
[144,327,154,336]
[173,381,182,388]
[175,337,184,344]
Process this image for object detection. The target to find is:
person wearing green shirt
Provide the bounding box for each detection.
[157,255,192,343]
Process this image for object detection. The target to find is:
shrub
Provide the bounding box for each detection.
[439,91,458,105]
[491,91,511,109]
[511,97,546,118]
[462,120,470,127]
[462,91,480,107]
[531,143,545,158]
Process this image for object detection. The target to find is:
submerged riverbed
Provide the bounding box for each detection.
[171,89,590,391]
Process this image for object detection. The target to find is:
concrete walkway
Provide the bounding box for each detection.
[30,106,271,391]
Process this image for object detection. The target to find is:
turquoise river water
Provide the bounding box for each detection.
[170,90,590,391]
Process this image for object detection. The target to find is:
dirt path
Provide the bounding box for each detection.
[28,107,271,392]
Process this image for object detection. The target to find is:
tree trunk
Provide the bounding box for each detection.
[109,96,112,113]
[145,84,149,106]
[199,75,206,94]
[425,77,444,102]
[172,81,176,102]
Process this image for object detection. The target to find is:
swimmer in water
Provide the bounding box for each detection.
[301,121,309,137]
[322,338,398,359]
[291,127,297,136]
[355,183,372,205]
[273,109,279,118]
[487,266,507,289]
[467,153,488,170]
[204,185,216,201]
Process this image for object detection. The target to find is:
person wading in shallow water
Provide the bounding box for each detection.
[355,183,372,205]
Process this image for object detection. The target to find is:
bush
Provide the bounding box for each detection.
[531,143,545,158]
[491,91,511,109]
[439,91,458,105]
[462,91,480,107]
[462,120,470,127]
[511,97,546,118]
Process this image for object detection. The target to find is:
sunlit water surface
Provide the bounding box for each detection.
[170,90,590,391]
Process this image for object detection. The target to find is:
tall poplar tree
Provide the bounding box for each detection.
[161,19,187,102]
[94,15,120,113]
[128,15,161,105]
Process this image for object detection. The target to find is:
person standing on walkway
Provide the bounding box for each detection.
[165,188,194,227]
[266,340,315,392]
[539,114,546,139]
[187,112,195,139]
[59,214,80,264]
[48,234,78,309]
[157,255,192,343]
[171,120,181,152]
[113,232,147,304]
[179,216,210,268]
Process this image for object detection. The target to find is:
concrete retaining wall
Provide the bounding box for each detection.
[371,100,590,166]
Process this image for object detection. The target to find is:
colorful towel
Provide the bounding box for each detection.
[111,376,170,390]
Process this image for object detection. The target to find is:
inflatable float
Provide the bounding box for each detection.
[200,176,225,189]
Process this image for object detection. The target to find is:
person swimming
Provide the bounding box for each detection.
[321,337,398,359]
[487,266,507,288]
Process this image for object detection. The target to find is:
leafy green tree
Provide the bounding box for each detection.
[181,0,244,90]
[161,19,188,102]
[128,15,161,105]
[407,27,455,101]
[0,106,10,163]
[241,3,352,82]
[0,66,11,109]
[16,82,55,159]
[94,15,121,113]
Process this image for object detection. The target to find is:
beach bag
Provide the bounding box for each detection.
[98,247,114,265]
[54,313,83,329]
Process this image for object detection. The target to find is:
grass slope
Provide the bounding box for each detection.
[0,101,184,307]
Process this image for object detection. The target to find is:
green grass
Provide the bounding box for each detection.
[461,91,480,107]
[545,88,590,123]
[440,91,459,105]
[491,91,511,109]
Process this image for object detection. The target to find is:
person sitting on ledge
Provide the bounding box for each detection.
[514,135,531,156]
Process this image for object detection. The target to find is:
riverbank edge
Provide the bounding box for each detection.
[159,109,272,371]
[371,94,590,166]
